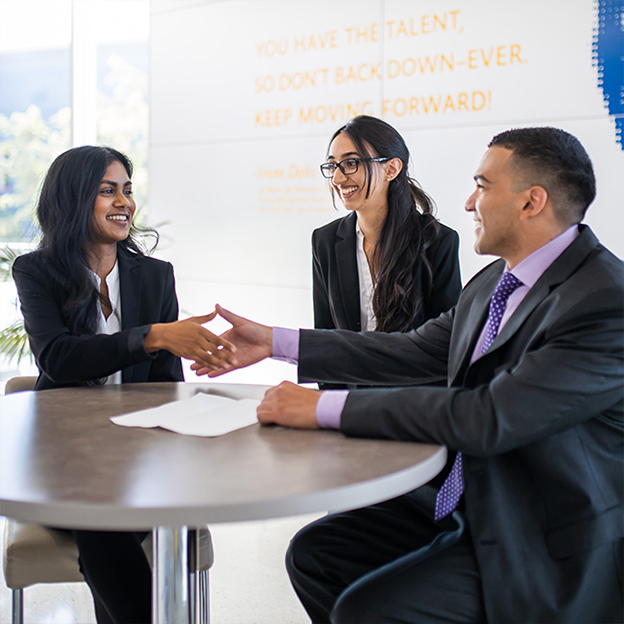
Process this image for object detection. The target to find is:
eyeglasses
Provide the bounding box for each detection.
[319,157,389,179]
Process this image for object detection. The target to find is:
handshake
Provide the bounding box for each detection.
[144,303,270,374]
[150,303,321,429]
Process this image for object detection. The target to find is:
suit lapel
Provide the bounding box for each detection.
[449,261,504,383]
[335,213,361,331]
[475,226,601,357]
[117,247,142,382]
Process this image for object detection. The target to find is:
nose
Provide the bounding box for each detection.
[464,189,476,212]
[114,190,132,207]
[331,166,347,185]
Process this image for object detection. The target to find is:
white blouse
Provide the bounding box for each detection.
[92,261,122,385]
[355,221,377,331]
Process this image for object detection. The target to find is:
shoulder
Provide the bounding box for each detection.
[423,220,460,257]
[312,213,356,245]
[12,250,47,280]
[432,222,459,247]
[117,247,173,276]
[437,222,459,243]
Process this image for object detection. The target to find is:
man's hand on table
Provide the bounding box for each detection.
[257,381,321,429]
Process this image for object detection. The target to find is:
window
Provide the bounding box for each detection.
[0,0,149,380]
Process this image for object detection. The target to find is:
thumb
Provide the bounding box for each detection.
[187,311,217,324]
[215,304,242,325]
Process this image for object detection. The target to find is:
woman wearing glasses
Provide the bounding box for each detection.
[314,115,461,353]
[12,146,232,624]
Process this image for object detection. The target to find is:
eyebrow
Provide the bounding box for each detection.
[474,174,491,184]
[100,180,132,186]
[327,151,360,161]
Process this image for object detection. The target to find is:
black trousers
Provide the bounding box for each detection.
[71,530,151,624]
[286,493,486,624]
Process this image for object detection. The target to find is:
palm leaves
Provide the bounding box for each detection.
[0,246,31,365]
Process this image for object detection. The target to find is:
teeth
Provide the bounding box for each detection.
[341,187,357,197]
[107,215,128,221]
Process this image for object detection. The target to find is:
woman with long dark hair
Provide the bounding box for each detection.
[12,145,232,623]
[314,115,461,340]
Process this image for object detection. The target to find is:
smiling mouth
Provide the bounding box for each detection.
[339,186,358,199]
[107,214,129,223]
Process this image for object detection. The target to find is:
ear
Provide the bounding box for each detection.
[519,185,548,220]
[385,158,403,182]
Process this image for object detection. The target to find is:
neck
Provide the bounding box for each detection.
[356,208,387,247]
[504,223,573,269]
[86,243,118,280]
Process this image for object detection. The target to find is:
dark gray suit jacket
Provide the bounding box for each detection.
[13,246,183,389]
[299,225,624,623]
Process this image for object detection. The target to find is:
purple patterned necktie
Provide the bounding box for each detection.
[434,272,523,522]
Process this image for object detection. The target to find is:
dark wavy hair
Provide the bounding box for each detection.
[36,145,157,337]
[327,115,441,332]
[489,127,596,225]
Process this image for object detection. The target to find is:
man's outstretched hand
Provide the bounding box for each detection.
[191,304,273,377]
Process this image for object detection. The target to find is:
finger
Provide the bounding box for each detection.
[201,351,237,369]
[263,386,278,400]
[192,365,211,376]
[206,367,231,378]
[256,404,274,425]
[196,339,238,365]
[202,331,237,354]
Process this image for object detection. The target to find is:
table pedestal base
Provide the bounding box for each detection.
[153,526,206,624]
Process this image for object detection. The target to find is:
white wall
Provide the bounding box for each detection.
[149,0,624,385]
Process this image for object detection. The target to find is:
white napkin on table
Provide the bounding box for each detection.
[110,393,260,437]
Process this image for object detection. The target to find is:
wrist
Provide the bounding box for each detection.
[144,324,164,353]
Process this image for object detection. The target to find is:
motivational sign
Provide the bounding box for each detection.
[252,10,519,128]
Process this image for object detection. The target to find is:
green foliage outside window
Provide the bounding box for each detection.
[0,53,148,366]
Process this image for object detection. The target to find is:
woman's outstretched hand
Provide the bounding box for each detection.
[144,311,238,371]
[190,304,273,377]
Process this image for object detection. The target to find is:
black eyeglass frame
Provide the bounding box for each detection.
[319,157,390,179]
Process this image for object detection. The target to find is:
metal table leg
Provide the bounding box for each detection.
[153,526,199,624]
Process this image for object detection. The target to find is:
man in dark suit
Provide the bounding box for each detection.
[197,127,623,623]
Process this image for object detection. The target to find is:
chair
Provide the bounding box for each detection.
[2,376,214,624]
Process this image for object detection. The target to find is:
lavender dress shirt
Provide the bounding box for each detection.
[273,226,580,429]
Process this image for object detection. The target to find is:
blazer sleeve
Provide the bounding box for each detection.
[145,261,184,382]
[13,253,156,385]
[422,226,462,322]
[340,262,624,455]
[298,309,453,387]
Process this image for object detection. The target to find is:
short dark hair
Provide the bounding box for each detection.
[489,127,596,225]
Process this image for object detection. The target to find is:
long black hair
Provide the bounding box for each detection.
[36,145,156,336]
[327,115,440,332]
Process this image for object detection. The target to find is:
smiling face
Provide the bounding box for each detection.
[90,160,136,248]
[327,132,390,217]
[464,146,528,265]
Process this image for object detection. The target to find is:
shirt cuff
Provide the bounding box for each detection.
[272,327,299,363]
[316,390,349,430]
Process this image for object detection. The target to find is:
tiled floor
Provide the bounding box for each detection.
[0,514,319,624]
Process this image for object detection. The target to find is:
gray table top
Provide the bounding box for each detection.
[0,382,446,530]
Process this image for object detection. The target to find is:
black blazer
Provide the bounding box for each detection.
[312,212,462,332]
[299,226,624,623]
[13,246,183,390]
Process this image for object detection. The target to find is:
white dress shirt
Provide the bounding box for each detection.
[355,221,377,331]
[92,260,122,385]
